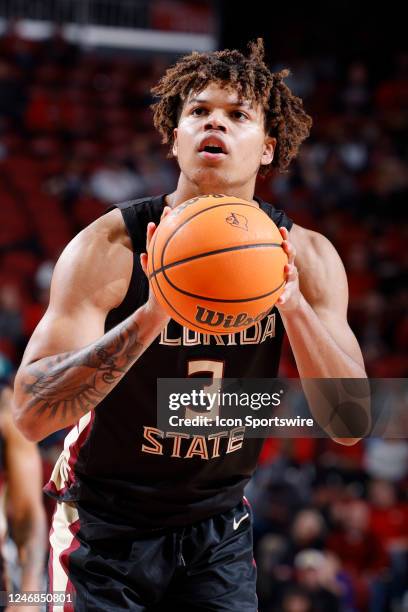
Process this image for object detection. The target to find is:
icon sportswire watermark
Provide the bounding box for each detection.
[156,378,407,438]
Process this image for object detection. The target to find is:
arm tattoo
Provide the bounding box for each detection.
[23,318,143,422]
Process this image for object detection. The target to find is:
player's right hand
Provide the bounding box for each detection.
[140,206,172,322]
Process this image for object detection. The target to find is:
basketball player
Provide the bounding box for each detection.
[12,40,367,610]
[0,385,46,612]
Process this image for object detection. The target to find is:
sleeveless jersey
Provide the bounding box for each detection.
[45,195,293,532]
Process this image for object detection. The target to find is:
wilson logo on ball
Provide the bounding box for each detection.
[195,306,274,329]
[226,212,248,231]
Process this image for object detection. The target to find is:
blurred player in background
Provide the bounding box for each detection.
[0,385,46,612]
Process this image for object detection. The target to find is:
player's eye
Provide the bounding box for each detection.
[191,107,207,116]
[231,110,247,120]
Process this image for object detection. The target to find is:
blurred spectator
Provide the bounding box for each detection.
[247,456,309,544]
[369,480,408,604]
[133,155,178,196]
[278,587,313,612]
[88,157,144,204]
[46,158,87,214]
[21,261,54,340]
[364,440,408,482]
[314,151,357,210]
[34,260,54,297]
[340,61,372,115]
[290,510,326,554]
[0,286,23,345]
[369,480,407,550]
[327,499,389,610]
[292,549,341,611]
[0,354,13,382]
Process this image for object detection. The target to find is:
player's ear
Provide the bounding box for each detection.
[261,136,276,166]
[172,128,178,157]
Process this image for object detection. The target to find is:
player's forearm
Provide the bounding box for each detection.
[14,305,169,441]
[280,295,366,378]
[14,511,47,591]
[280,295,370,443]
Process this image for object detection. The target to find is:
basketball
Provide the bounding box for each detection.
[147,194,287,334]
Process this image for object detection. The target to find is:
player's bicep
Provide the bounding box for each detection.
[20,223,132,366]
[21,303,105,367]
[299,231,365,371]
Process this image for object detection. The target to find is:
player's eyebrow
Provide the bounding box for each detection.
[187,97,253,109]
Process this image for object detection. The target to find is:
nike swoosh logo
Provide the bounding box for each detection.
[233,512,249,530]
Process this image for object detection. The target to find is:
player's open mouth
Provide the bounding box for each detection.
[198,146,227,160]
[198,137,228,160]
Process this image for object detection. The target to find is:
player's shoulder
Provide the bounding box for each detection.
[291,223,340,263]
[79,207,131,250]
[289,224,347,295]
[291,223,347,301]
[50,207,134,311]
[77,193,161,254]
[57,207,132,271]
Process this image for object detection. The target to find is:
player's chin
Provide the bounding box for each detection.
[194,160,229,175]
[191,166,230,186]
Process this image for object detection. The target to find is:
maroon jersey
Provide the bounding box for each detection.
[45,195,293,532]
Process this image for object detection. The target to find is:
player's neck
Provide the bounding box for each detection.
[166,176,257,208]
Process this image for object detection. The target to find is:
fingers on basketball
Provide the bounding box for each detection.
[280,227,296,264]
[161,205,172,221]
[140,222,156,276]
[141,208,172,275]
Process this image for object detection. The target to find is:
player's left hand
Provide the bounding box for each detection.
[276,227,302,312]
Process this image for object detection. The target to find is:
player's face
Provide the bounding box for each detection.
[173,83,275,196]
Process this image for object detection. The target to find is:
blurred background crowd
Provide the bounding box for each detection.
[0,1,406,610]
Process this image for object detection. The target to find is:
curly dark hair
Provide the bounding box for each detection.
[151,38,312,176]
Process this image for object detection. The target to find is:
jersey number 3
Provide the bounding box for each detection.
[185,360,225,420]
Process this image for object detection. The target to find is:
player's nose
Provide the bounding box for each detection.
[204,110,227,132]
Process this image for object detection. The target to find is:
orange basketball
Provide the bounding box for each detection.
[147,194,287,334]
